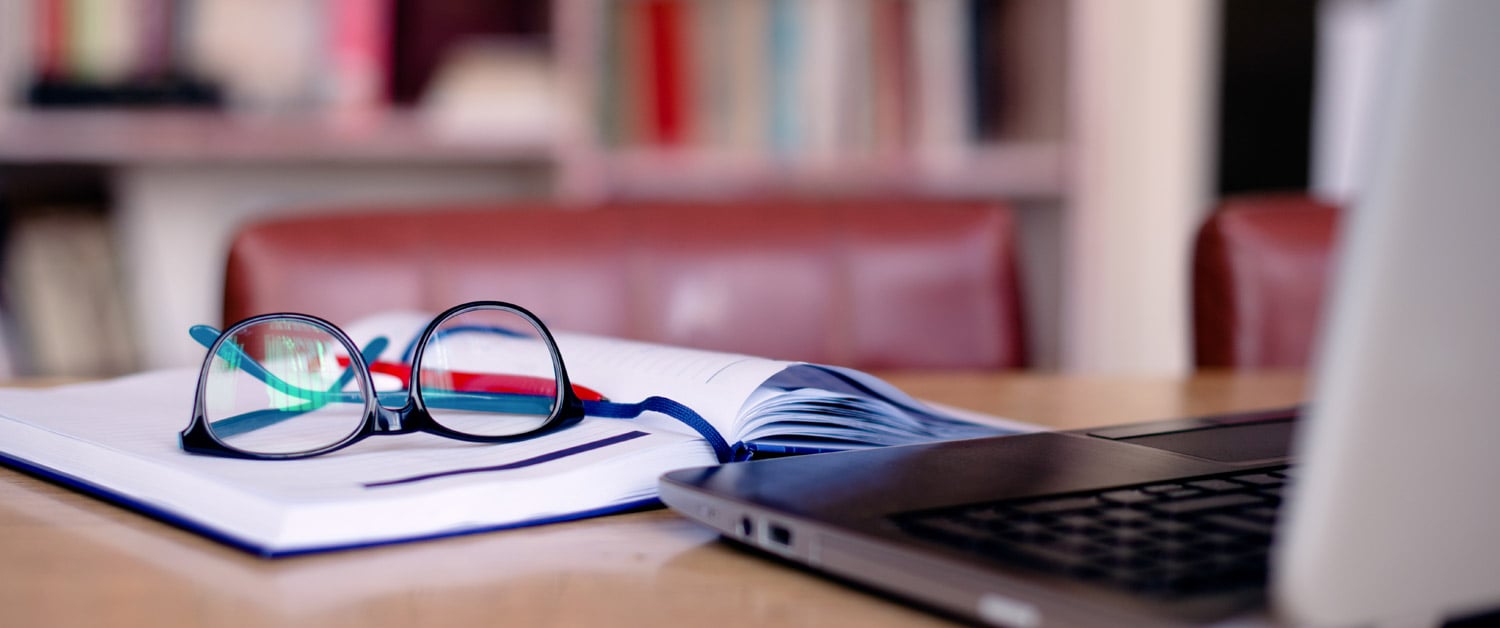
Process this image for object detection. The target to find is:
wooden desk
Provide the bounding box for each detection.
[0,371,1304,627]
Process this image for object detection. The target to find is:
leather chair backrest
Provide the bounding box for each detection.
[224,200,1027,370]
[1192,194,1341,369]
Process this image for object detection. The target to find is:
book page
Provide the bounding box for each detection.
[553,331,792,438]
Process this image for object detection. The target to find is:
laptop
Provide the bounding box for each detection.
[660,1,1500,625]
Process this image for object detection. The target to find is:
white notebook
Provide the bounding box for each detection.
[0,318,1025,556]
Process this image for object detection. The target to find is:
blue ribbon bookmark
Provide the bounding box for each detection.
[584,398,733,463]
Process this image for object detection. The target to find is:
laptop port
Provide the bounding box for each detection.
[738,516,754,537]
[767,523,793,547]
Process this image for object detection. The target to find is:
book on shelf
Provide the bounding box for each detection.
[0,311,1030,557]
[2,204,135,377]
[20,0,223,108]
[9,0,537,112]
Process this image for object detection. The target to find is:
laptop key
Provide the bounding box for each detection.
[1244,507,1279,522]
[1075,524,1116,538]
[1187,479,1243,492]
[1041,532,1106,553]
[1151,537,1196,556]
[1145,519,1196,537]
[1056,514,1097,530]
[960,507,1008,523]
[1015,496,1102,515]
[1153,493,1264,515]
[1096,546,1148,567]
[1195,529,1243,547]
[1099,489,1156,504]
[1099,508,1152,526]
[908,518,993,545]
[1232,473,1283,486]
[1100,526,1153,545]
[1202,513,1276,538]
[1004,541,1092,571]
[1008,520,1051,538]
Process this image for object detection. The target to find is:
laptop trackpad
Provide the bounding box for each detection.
[1111,419,1296,463]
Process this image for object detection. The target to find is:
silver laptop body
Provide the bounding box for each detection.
[661,1,1500,625]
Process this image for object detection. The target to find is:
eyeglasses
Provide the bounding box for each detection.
[180,301,592,460]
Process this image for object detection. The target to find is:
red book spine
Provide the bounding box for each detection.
[873,0,914,152]
[34,0,68,80]
[136,0,172,79]
[329,0,392,108]
[644,0,688,146]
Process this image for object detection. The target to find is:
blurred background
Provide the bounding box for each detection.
[0,0,1387,378]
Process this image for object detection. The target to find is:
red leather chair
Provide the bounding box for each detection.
[1192,194,1342,369]
[223,200,1027,370]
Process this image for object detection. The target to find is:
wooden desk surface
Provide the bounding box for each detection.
[0,371,1304,627]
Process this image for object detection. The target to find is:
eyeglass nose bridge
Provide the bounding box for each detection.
[371,401,421,434]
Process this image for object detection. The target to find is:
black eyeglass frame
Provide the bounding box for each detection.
[180,301,587,460]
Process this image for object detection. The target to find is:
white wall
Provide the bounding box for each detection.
[1312,0,1393,203]
[1064,0,1220,374]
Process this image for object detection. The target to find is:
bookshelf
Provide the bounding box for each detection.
[553,0,1069,201]
[0,0,1215,376]
[0,110,558,163]
[580,142,1064,199]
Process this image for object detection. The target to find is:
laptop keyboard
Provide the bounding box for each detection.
[893,467,1292,598]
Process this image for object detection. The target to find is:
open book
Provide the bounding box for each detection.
[0,313,1028,556]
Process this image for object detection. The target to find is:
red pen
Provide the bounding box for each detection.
[334,356,607,401]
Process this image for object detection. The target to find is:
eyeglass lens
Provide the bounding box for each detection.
[202,318,369,455]
[417,306,561,437]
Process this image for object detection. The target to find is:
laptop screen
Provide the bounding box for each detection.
[1273,1,1500,624]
